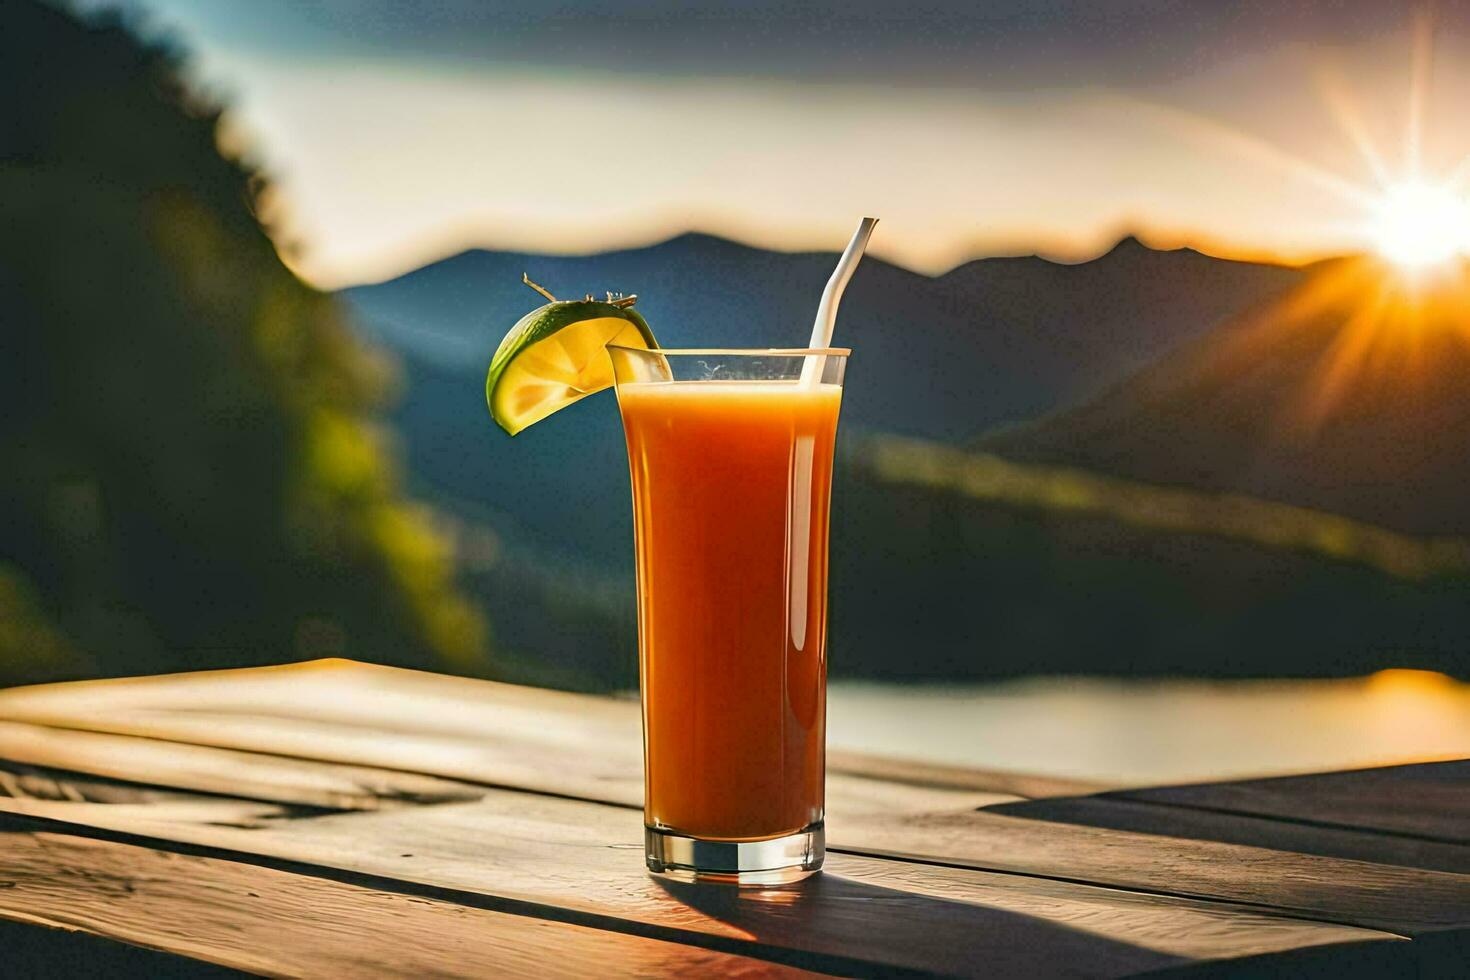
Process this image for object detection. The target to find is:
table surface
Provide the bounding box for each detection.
[0,659,1465,977]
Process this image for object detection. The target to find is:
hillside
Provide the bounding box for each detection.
[831,435,1470,682]
[0,2,486,684]
[982,257,1470,535]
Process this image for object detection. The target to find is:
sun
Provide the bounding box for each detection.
[1367,180,1470,271]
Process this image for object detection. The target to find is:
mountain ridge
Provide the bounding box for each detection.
[356,229,1307,297]
[981,256,1470,535]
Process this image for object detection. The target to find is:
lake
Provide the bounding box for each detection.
[827,668,1470,786]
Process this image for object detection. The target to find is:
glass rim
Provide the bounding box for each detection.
[607,345,850,357]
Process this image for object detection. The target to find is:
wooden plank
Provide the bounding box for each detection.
[0,661,652,808]
[983,795,1470,875]
[0,721,481,810]
[834,807,1470,936]
[1113,761,1470,844]
[6,724,1460,937]
[0,785,1409,977]
[0,828,815,979]
[827,749,1111,798]
[0,762,295,827]
[0,660,1026,812]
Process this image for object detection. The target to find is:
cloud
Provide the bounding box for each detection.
[109,0,1430,88]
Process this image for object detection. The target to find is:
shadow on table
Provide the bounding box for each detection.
[656,872,1419,977]
[984,791,1470,876]
[654,870,1189,976]
[0,919,245,979]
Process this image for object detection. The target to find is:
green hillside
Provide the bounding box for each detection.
[862,434,1470,580]
[0,2,487,685]
[830,434,1470,682]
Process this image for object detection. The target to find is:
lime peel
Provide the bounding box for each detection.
[486,283,656,436]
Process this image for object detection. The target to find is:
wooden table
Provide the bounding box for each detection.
[0,659,1465,977]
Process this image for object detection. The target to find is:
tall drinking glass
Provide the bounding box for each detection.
[608,347,848,885]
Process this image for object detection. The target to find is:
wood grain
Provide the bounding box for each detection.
[0,660,651,807]
[0,829,815,979]
[984,795,1470,875]
[0,786,1408,978]
[1113,761,1470,844]
[826,749,1112,798]
[837,807,1470,936]
[0,763,293,828]
[0,721,481,810]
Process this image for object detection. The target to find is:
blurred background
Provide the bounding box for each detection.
[5,0,1469,784]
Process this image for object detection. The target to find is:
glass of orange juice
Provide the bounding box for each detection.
[608,346,848,884]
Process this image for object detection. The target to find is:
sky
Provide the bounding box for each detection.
[84,1,1470,288]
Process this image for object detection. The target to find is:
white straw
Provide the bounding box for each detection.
[801,216,878,385]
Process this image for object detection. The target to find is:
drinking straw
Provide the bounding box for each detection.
[801,216,878,385]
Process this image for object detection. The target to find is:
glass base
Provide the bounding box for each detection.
[645,824,824,885]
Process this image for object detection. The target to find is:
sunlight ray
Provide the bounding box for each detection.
[1296,270,1390,433]
[1272,258,1371,326]
[1403,11,1435,177]
[1312,66,1390,187]
[1112,95,1375,208]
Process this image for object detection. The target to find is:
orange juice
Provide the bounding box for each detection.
[618,380,842,841]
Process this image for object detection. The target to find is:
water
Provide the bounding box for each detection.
[827,669,1470,786]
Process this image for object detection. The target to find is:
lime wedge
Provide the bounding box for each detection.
[486,299,656,435]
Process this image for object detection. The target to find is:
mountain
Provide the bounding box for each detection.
[982,257,1470,536]
[344,234,1304,565]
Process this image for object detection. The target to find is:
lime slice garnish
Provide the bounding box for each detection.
[486,298,656,435]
